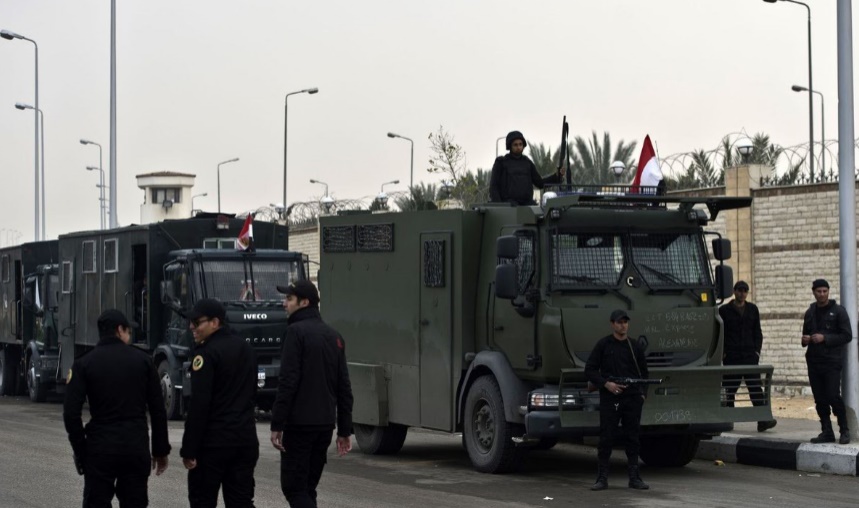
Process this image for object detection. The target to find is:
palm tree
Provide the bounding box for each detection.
[527,142,556,176]
[394,183,439,211]
[570,132,637,184]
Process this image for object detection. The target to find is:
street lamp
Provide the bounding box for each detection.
[387,132,414,189]
[736,137,754,163]
[764,0,814,181]
[217,158,239,213]
[86,166,106,229]
[81,139,105,228]
[310,179,334,214]
[283,87,319,217]
[376,179,400,208]
[191,192,208,216]
[610,160,626,183]
[15,102,45,240]
[792,84,825,177]
[3,29,40,240]
[496,136,505,158]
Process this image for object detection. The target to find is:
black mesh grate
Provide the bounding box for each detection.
[550,233,624,288]
[423,240,445,287]
[357,223,394,252]
[1,255,8,283]
[103,239,118,273]
[629,233,709,287]
[192,259,302,302]
[61,261,72,293]
[322,226,356,253]
[82,241,96,273]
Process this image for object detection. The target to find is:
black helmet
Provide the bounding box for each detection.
[505,131,527,150]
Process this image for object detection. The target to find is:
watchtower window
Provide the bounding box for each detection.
[1,255,9,283]
[104,238,119,273]
[151,187,181,204]
[61,261,73,294]
[82,240,97,274]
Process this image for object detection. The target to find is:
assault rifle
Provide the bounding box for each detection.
[607,376,663,386]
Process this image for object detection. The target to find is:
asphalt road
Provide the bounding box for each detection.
[1,396,856,508]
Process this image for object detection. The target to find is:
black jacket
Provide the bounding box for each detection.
[802,300,852,366]
[489,154,561,205]
[63,336,170,459]
[180,326,258,459]
[719,301,763,361]
[585,334,650,397]
[270,307,353,436]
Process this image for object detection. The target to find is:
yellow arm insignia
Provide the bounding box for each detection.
[192,355,205,371]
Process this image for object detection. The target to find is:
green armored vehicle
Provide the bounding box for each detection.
[318,185,774,473]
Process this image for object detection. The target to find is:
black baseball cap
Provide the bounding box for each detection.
[186,298,227,322]
[734,281,749,291]
[610,309,631,322]
[276,280,320,305]
[812,278,830,290]
[97,309,133,330]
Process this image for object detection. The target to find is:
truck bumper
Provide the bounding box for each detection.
[525,410,733,439]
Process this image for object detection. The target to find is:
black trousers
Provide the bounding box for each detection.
[807,362,847,429]
[597,394,643,464]
[280,429,333,508]
[188,445,259,508]
[82,453,150,508]
[723,355,764,408]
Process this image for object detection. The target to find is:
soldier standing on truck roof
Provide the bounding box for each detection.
[270,280,353,508]
[180,298,260,507]
[489,130,565,205]
[719,280,777,432]
[63,309,170,508]
[585,309,650,491]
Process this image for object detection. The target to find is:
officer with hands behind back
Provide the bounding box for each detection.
[63,309,170,508]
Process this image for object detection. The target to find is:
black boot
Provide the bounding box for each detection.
[627,464,650,490]
[810,420,835,444]
[839,430,851,444]
[590,460,609,491]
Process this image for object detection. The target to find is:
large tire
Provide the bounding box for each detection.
[0,349,18,396]
[26,355,47,402]
[354,423,408,455]
[463,375,528,474]
[158,361,182,421]
[639,435,700,467]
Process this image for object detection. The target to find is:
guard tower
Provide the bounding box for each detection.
[136,171,196,224]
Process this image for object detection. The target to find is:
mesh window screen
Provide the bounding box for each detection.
[551,233,624,288]
[82,241,96,273]
[103,239,118,273]
[423,240,445,287]
[1,256,8,283]
[192,259,302,302]
[629,232,709,287]
[498,235,535,294]
[322,226,356,253]
[62,261,72,293]
[357,224,394,252]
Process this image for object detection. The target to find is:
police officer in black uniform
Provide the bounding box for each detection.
[489,130,565,205]
[63,309,170,508]
[585,309,650,491]
[270,280,353,508]
[180,298,259,507]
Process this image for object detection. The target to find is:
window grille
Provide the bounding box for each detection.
[1,255,8,283]
[82,241,97,273]
[423,240,445,287]
[357,224,394,252]
[322,226,356,253]
[61,261,73,294]
[104,239,119,273]
[629,233,709,287]
[550,233,624,288]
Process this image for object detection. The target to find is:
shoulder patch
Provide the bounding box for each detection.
[192,355,205,371]
[66,368,73,383]
[336,337,344,350]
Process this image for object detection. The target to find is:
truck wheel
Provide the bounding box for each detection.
[354,423,408,455]
[640,435,700,467]
[463,375,528,474]
[158,361,182,421]
[26,356,47,402]
[0,349,18,396]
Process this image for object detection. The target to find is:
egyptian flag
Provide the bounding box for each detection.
[630,135,663,192]
[235,213,254,251]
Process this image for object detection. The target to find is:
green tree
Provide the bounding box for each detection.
[528,142,556,176]
[570,132,637,184]
[394,183,439,211]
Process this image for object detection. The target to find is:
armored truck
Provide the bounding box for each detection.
[318,186,774,473]
[56,215,308,418]
[0,241,59,401]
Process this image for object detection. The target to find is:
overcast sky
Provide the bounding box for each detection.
[0,0,853,241]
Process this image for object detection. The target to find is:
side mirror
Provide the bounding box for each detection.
[714,265,733,299]
[712,239,732,261]
[160,280,182,312]
[496,235,519,260]
[495,264,519,299]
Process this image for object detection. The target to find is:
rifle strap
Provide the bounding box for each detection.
[627,338,643,378]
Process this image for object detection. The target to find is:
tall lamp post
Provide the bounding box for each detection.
[2,29,40,240]
[764,0,814,181]
[15,103,45,240]
[191,192,208,216]
[283,87,319,216]
[217,158,239,213]
[86,166,106,229]
[376,179,400,208]
[81,139,105,228]
[309,179,334,215]
[792,84,825,177]
[387,133,414,189]
[496,135,505,158]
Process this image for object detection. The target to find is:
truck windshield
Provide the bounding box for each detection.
[550,231,710,289]
[190,259,302,302]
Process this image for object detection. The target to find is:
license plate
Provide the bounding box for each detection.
[258,368,266,381]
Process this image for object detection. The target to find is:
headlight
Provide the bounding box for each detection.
[529,392,578,410]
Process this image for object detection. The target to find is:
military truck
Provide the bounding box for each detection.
[318,185,774,473]
[0,241,60,402]
[56,215,308,418]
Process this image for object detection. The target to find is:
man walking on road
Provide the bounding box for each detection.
[270,280,354,508]
[719,280,777,432]
[63,309,170,508]
[801,279,852,444]
[180,298,260,507]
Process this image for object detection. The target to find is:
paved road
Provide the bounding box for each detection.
[1,396,857,508]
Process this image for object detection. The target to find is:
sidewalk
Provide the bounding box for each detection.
[696,418,859,476]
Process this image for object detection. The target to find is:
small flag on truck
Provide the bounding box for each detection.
[235,213,255,251]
